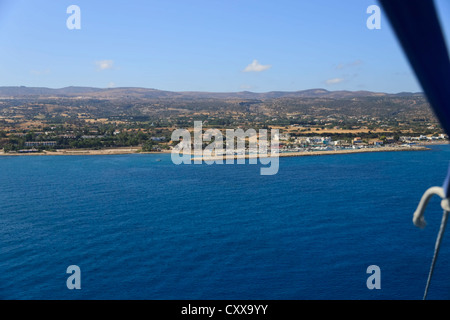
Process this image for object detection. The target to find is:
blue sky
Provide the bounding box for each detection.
[0,0,449,93]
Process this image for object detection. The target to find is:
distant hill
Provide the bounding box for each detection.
[0,86,423,100]
[0,86,433,123]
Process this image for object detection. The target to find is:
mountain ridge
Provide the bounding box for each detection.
[0,86,423,99]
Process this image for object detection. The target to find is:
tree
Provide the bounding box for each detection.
[142,141,154,152]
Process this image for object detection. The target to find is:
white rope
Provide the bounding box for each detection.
[412,186,450,300]
[423,210,449,300]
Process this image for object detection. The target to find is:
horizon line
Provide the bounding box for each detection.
[0,85,424,95]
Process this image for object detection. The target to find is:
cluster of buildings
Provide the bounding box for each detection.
[399,134,447,143]
[277,133,448,152]
[24,141,57,147]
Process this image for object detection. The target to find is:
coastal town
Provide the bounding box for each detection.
[273,132,447,154]
[0,125,446,156]
[0,87,448,156]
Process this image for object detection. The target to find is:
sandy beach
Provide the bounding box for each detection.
[190,145,430,161]
[0,144,432,158]
[0,147,145,156]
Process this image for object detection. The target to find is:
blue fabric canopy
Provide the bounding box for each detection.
[379,0,450,196]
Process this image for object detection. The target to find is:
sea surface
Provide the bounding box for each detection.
[1,145,450,300]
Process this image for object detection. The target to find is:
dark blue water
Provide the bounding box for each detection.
[1,145,450,300]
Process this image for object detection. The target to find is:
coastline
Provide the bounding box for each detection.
[0,147,171,156]
[191,145,431,161]
[0,144,439,158]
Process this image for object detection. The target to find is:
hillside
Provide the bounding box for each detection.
[0,86,435,125]
[0,86,422,99]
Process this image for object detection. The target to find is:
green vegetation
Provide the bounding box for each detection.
[0,88,444,152]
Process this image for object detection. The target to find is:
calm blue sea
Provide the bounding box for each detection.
[1,145,450,300]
